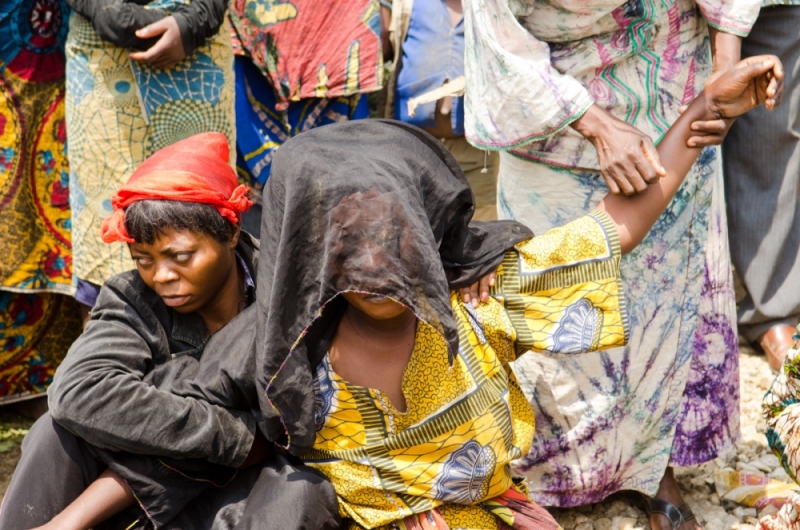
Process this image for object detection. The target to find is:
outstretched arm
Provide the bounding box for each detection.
[598,55,784,254]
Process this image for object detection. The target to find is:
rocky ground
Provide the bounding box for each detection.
[547,341,784,530]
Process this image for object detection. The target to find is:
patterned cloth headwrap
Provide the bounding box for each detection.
[100,132,252,244]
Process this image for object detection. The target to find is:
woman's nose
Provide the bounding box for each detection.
[153,264,179,283]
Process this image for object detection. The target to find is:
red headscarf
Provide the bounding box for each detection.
[100,132,252,244]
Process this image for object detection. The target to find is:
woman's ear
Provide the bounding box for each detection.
[229,222,241,249]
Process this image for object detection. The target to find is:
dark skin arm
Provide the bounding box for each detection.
[600,55,783,253]
[381,4,392,62]
[32,469,136,530]
[463,54,783,305]
[566,28,747,194]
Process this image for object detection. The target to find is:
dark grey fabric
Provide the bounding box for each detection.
[722,6,800,342]
[65,0,227,55]
[48,233,260,467]
[0,414,340,530]
[0,414,142,530]
[247,119,532,454]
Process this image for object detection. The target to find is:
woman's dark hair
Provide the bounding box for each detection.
[124,200,237,245]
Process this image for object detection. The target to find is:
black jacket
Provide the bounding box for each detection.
[66,0,228,55]
[48,232,259,468]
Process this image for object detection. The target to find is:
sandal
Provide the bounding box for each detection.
[629,492,697,530]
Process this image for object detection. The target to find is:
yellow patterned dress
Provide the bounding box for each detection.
[0,0,82,403]
[304,211,628,529]
[65,0,235,288]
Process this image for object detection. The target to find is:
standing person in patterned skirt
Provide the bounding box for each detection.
[463,0,760,527]
[229,0,382,236]
[0,0,82,404]
[64,0,235,316]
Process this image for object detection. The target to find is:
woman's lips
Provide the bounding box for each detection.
[162,295,191,307]
[362,294,389,303]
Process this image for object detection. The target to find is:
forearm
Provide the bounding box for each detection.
[709,28,742,73]
[597,93,708,253]
[36,469,135,530]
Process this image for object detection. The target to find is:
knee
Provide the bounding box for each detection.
[22,413,61,453]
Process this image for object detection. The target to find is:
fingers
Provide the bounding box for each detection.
[766,65,785,109]
[686,119,727,147]
[129,36,181,68]
[135,18,169,40]
[479,272,496,302]
[687,133,724,148]
[640,140,666,180]
[737,56,776,85]
[690,119,727,135]
[745,55,783,110]
[459,272,496,308]
[602,148,660,195]
[459,282,479,308]
[129,37,169,63]
[604,164,638,195]
[601,172,621,195]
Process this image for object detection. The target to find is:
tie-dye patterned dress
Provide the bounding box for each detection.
[463,0,759,506]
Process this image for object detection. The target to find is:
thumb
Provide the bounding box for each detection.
[735,57,775,84]
[135,18,169,39]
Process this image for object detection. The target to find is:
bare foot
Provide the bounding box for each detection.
[649,467,702,530]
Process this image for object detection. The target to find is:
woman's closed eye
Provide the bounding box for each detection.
[132,256,154,267]
[172,251,194,264]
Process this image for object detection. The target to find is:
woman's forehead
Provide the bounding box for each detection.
[130,227,211,252]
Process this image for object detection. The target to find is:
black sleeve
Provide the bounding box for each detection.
[172,0,228,56]
[65,0,167,50]
[48,280,256,468]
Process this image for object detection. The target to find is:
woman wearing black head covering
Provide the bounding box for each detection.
[227,63,781,527]
[238,119,626,529]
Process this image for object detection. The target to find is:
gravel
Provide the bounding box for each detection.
[545,341,780,530]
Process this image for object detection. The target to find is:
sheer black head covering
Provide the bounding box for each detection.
[256,120,532,454]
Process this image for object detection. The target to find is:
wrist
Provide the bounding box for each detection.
[570,104,606,142]
[691,90,720,122]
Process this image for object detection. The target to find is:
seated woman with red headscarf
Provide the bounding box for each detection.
[0,133,341,530]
